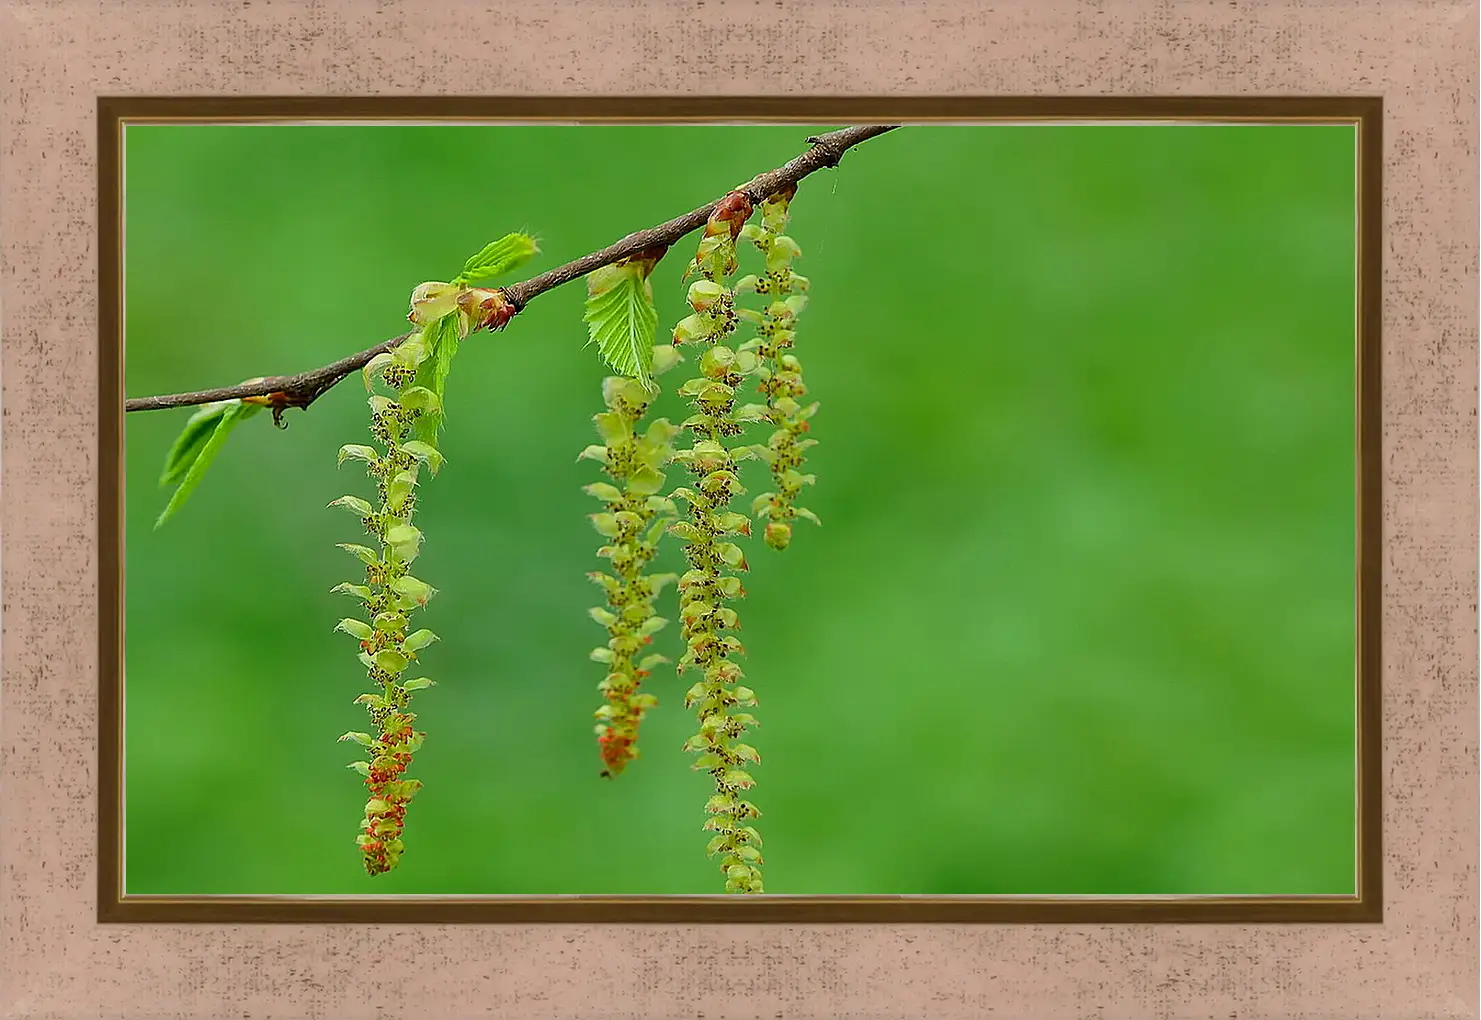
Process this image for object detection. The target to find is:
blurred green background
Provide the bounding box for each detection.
[123,123,1358,895]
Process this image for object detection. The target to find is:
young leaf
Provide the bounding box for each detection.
[158,401,230,487]
[155,400,263,529]
[410,314,461,444]
[584,257,661,390]
[455,232,540,285]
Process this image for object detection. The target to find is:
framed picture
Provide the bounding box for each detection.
[102,96,1381,923]
[3,2,1474,1017]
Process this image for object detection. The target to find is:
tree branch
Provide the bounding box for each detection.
[124,124,900,416]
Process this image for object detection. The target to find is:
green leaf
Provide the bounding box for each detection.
[330,582,374,601]
[157,401,229,487]
[456,232,540,285]
[401,677,436,691]
[338,731,375,747]
[410,315,461,444]
[154,400,262,529]
[584,258,660,390]
[347,761,371,777]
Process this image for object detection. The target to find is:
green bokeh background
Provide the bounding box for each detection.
[123,123,1357,895]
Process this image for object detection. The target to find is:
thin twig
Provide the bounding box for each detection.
[124,124,899,415]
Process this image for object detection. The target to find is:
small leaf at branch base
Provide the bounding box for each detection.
[154,400,262,529]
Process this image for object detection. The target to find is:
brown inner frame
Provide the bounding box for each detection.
[97,95,1383,924]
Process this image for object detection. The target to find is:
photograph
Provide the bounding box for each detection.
[118,118,1361,898]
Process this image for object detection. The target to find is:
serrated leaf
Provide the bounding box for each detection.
[408,315,463,444]
[154,400,262,528]
[456,232,540,285]
[584,258,660,390]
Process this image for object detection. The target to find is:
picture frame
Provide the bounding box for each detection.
[3,2,1474,1017]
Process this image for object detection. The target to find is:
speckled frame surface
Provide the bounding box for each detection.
[2,2,1476,1018]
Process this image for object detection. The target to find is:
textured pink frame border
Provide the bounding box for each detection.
[3,1,1476,1017]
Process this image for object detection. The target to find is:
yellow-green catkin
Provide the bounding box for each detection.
[737,184,820,551]
[579,350,684,777]
[669,192,768,894]
[331,327,449,876]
